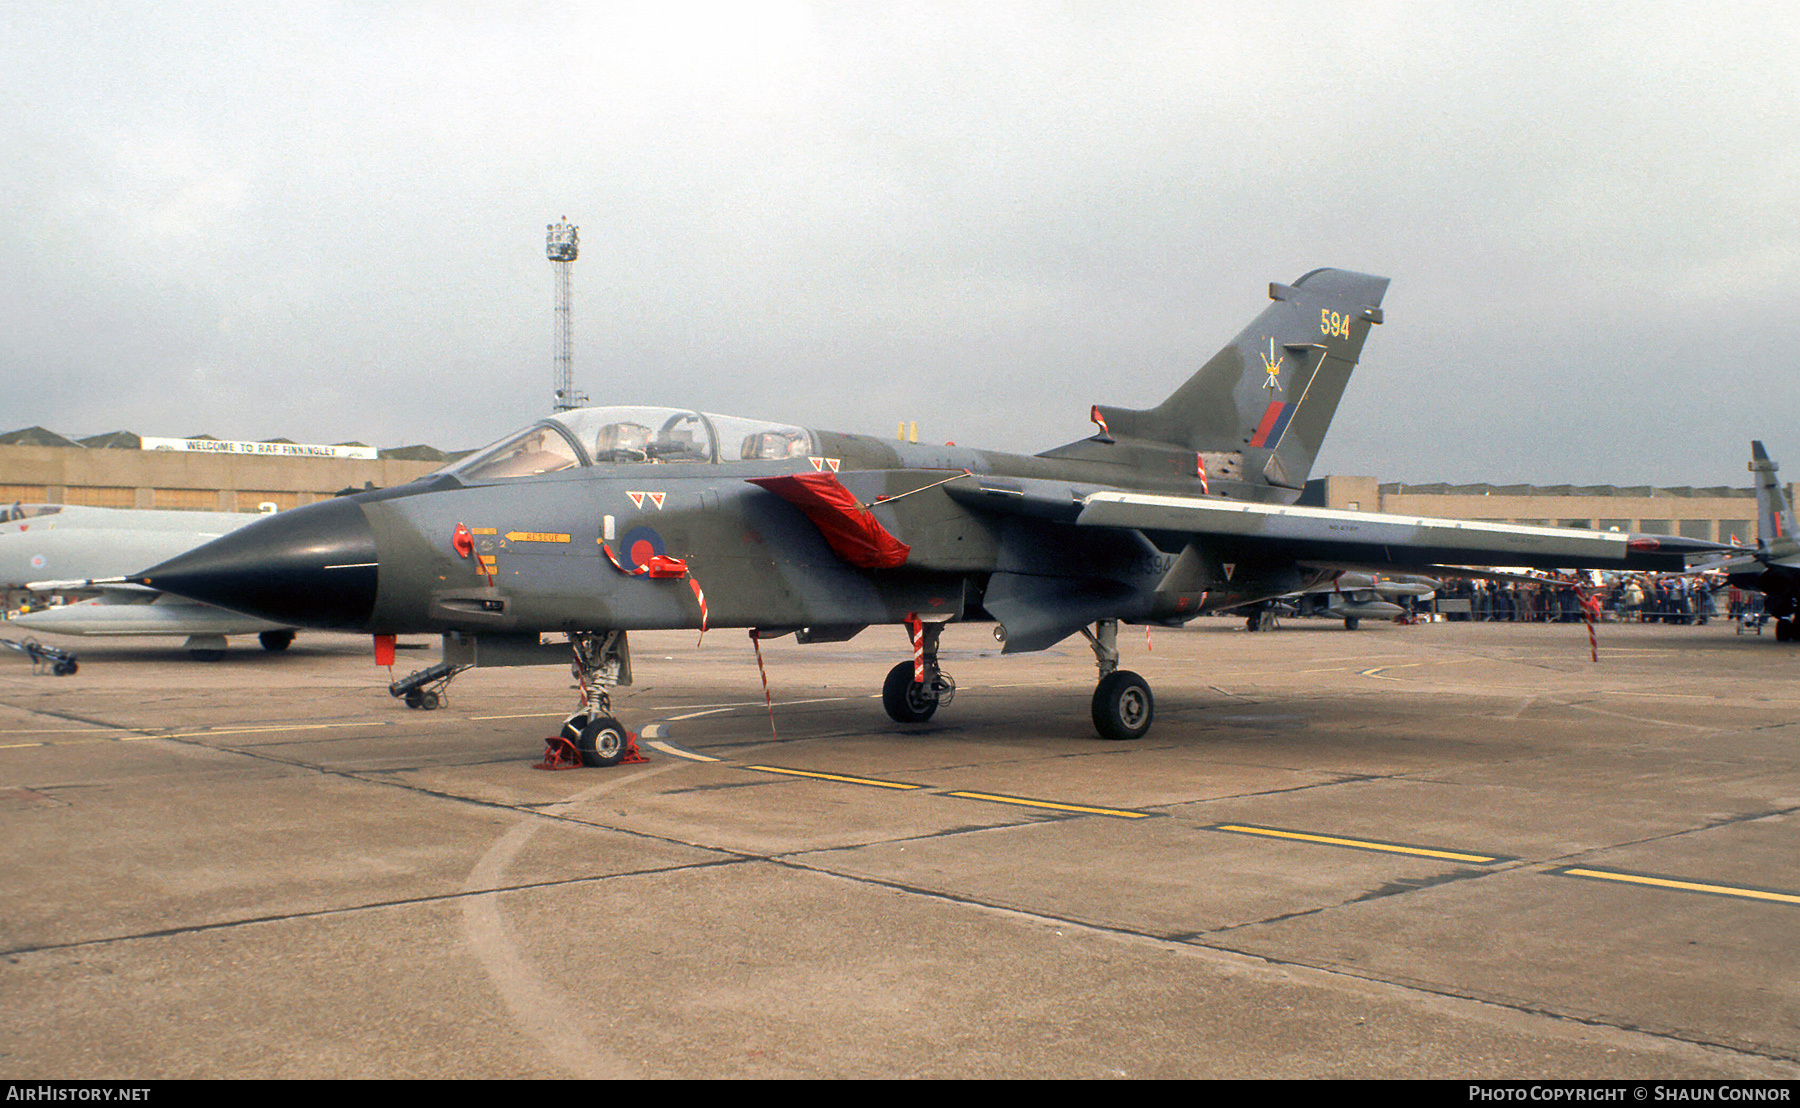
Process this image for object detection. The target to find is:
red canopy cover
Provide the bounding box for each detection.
[747,472,911,569]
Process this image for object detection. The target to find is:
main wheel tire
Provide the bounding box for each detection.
[1779,618,1794,643]
[1343,617,1360,631]
[1092,670,1154,741]
[259,630,295,652]
[577,716,630,767]
[882,660,939,723]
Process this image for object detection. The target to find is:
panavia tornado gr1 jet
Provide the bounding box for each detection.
[1723,441,1800,640]
[129,268,1720,761]
[1237,571,1443,631]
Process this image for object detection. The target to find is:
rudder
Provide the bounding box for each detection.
[1750,440,1799,558]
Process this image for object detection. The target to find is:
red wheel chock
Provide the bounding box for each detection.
[534,735,583,770]
[619,731,650,765]
[533,731,650,769]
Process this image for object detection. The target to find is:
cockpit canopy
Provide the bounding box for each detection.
[448,406,816,482]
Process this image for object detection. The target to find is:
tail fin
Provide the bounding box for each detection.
[1750,441,1799,558]
[1040,268,1388,497]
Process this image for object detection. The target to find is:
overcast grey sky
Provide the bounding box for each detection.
[4,1,1796,485]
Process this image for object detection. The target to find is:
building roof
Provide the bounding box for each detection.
[0,426,82,448]
[77,431,142,450]
[377,444,453,462]
[2,427,468,460]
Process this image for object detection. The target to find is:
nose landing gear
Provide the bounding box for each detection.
[555,630,645,768]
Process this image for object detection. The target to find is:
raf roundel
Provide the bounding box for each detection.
[615,525,667,575]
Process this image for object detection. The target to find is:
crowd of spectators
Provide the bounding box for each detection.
[1437,573,1735,625]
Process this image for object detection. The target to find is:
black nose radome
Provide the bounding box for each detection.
[134,497,378,629]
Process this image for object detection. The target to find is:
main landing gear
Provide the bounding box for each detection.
[882,618,956,723]
[1082,619,1153,741]
[880,617,1154,741]
[555,630,643,768]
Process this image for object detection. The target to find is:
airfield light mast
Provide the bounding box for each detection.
[546,219,584,412]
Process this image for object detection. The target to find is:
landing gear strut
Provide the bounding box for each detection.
[1082,619,1153,740]
[558,631,642,767]
[883,617,955,723]
[1244,605,1277,632]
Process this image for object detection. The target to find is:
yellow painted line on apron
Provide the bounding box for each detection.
[947,791,1152,819]
[1211,823,1502,864]
[1557,866,1800,906]
[744,765,922,790]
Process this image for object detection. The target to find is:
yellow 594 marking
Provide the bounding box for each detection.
[1320,308,1352,338]
[1211,823,1503,864]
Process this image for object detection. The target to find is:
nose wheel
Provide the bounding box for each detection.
[558,713,632,767]
[554,631,645,768]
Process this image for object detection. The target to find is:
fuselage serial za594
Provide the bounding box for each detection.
[132,268,1718,762]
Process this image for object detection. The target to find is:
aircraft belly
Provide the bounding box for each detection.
[7,596,288,636]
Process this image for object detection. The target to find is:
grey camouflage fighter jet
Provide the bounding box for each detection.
[1,503,297,659]
[1237,571,1442,631]
[1725,441,1800,640]
[130,268,1720,758]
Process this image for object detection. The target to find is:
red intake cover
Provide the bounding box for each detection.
[747,472,911,569]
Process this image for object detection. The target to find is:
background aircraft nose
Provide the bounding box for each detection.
[135,496,378,629]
